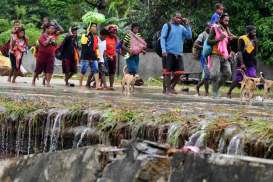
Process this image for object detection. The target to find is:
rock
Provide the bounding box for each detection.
[170,153,273,182]
[0,147,103,182]
[1,140,273,182]
[99,141,171,182]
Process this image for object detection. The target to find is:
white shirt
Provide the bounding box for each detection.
[98,38,106,63]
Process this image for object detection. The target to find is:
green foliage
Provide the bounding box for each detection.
[222,0,273,64]
[0,0,271,64]
[0,98,39,121]
[0,30,11,45]
[25,27,41,46]
[15,5,27,19]
[0,19,11,33]
[82,10,106,25]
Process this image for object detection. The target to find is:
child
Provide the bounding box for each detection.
[98,29,108,89]
[210,3,224,24]
[9,27,28,83]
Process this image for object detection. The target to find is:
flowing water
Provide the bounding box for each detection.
[27,118,32,155]
[185,131,201,146]
[49,109,68,152]
[72,127,92,148]
[186,120,209,148]
[227,134,245,155]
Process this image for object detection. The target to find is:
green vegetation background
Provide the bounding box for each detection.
[0,0,272,64]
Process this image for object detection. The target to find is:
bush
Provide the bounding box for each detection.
[0,30,11,45]
[25,27,41,46]
[0,19,11,33]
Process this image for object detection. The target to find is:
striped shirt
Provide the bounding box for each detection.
[123,32,142,58]
[123,32,142,50]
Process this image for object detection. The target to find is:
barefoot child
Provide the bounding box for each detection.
[9,27,28,83]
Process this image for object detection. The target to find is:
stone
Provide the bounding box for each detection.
[170,153,273,182]
[1,136,273,182]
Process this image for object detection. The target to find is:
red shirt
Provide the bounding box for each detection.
[38,33,57,58]
[105,36,117,58]
[93,35,99,52]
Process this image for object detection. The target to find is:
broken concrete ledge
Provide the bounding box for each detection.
[170,153,273,182]
[0,144,273,182]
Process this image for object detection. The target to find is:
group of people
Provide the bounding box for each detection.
[2,3,259,99]
[4,17,146,90]
[31,18,121,89]
[193,3,258,98]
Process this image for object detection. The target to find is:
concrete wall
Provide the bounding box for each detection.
[1,145,273,182]
[118,52,273,80]
[21,52,273,80]
[117,52,201,79]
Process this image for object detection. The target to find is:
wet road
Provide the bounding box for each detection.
[0,76,273,120]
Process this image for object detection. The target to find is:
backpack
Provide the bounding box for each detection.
[153,23,172,57]
[202,38,212,57]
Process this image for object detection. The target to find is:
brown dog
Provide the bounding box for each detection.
[121,66,140,96]
[240,70,263,101]
[263,79,273,99]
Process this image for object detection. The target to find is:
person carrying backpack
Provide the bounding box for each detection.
[160,12,192,94]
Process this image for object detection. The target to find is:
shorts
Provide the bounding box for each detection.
[35,55,54,74]
[234,66,256,82]
[9,53,22,71]
[126,55,140,75]
[62,58,77,74]
[105,56,116,75]
[162,53,184,75]
[80,60,99,75]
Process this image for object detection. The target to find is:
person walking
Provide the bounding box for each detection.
[98,29,108,89]
[105,25,118,90]
[227,25,258,98]
[160,12,192,94]
[194,23,211,96]
[123,23,146,76]
[61,26,79,87]
[79,23,101,90]
[8,27,28,83]
[207,13,234,98]
[32,24,58,87]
